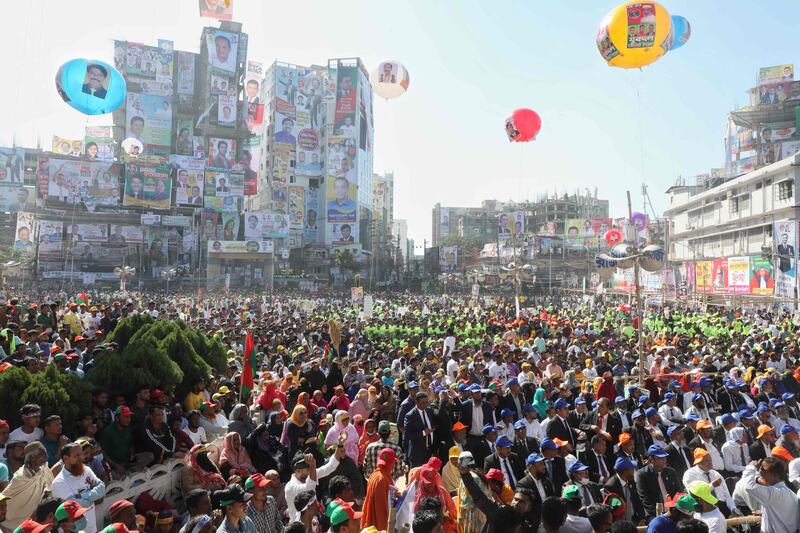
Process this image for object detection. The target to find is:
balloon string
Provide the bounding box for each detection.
[637,69,645,209]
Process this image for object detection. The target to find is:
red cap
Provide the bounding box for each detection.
[103,524,135,533]
[13,518,50,533]
[486,468,505,482]
[116,405,134,417]
[0,420,8,429]
[0,362,11,373]
[108,499,135,518]
[377,447,397,467]
[55,500,88,522]
[50,346,62,354]
[452,421,468,432]
[74,336,85,342]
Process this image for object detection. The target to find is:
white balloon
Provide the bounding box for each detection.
[369,60,410,100]
[639,245,665,272]
[121,137,143,156]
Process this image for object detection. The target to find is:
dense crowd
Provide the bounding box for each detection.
[0,289,799,533]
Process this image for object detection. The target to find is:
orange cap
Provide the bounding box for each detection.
[692,448,709,465]
[696,419,712,430]
[553,438,568,447]
[757,424,774,440]
[772,445,794,462]
[618,433,632,445]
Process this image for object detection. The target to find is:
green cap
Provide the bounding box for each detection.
[561,485,581,500]
[378,421,391,434]
[329,503,362,526]
[673,494,698,515]
[325,498,345,517]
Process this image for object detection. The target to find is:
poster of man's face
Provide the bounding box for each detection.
[378,62,396,84]
[82,63,109,99]
[208,30,238,73]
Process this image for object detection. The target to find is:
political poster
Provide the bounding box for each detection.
[564,219,585,249]
[217,95,236,126]
[206,29,238,74]
[175,52,195,95]
[625,2,657,49]
[203,169,243,211]
[52,136,82,157]
[156,39,174,83]
[200,209,220,240]
[727,257,750,294]
[774,220,797,299]
[84,126,114,162]
[0,147,25,185]
[246,103,264,134]
[245,60,263,104]
[326,135,357,223]
[274,98,297,148]
[220,213,240,240]
[439,246,458,270]
[330,223,357,245]
[108,224,144,244]
[126,93,172,149]
[175,118,194,155]
[304,186,320,243]
[695,260,712,294]
[272,147,291,185]
[288,185,305,230]
[759,64,794,86]
[66,223,108,243]
[761,122,796,143]
[38,220,63,259]
[171,156,205,206]
[276,66,298,105]
[754,80,800,106]
[44,159,121,207]
[711,257,728,293]
[239,136,260,195]
[0,185,34,211]
[14,212,35,255]
[122,157,172,209]
[334,66,357,139]
[750,256,774,295]
[207,138,236,170]
[440,208,450,237]
[497,211,525,240]
[243,211,289,239]
[782,141,800,160]
[199,0,233,20]
[296,129,322,176]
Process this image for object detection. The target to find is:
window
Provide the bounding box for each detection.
[777,180,793,201]
[729,196,739,214]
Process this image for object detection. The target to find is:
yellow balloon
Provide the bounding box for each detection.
[596,1,673,69]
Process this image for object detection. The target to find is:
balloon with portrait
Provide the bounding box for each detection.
[667,15,691,51]
[121,138,143,157]
[55,59,126,115]
[595,1,672,69]
[505,108,542,142]
[604,229,623,247]
[369,61,410,100]
[630,212,649,231]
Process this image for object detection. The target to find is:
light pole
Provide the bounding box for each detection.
[160,268,177,293]
[501,262,536,317]
[114,266,136,293]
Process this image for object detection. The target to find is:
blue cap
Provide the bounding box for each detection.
[615,396,626,404]
[759,378,768,386]
[736,379,747,388]
[691,381,701,388]
[523,403,534,413]
[691,393,702,402]
[496,436,513,448]
[540,438,557,450]
[667,425,682,436]
[408,381,419,389]
[457,383,468,392]
[783,393,795,401]
[670,381,681,388]
[434,385,445,393]
[725,381,738,390]
[591,401,598,409]
[741,411,755,420]
[647,445,669,458]
[527,453,545,465]
[664,392,676,401]
[507,378,519,387]
[638,396,649,406]
[468,384,482,393]
[631,410,643,420]
[553,398,569,410]
[721,414,736,426]
[482,424,498,434]
[514,420,526,431]
[699,377,712,387]
[627,385,638,393]
[781,424,798,436]
[757,404,771,414]
[645,407,658,418]
[575,397,586,405]
[769,398,779,407]
[500,408,514,419]
[614,457,636,471]
[686,413,701,421]
[568,461,590,473]
[775,402,786,410]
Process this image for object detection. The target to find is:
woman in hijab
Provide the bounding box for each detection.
[297,391,318,423]
[244,423,281,474]
[311,390,325,412]
[348,388,370,421]
[325,360,344,400]
[367,386,379,411]
[324,410,359,463]
[721,426,750,473]
[532,387,549,420]
[413,463,458,533]
[284,404,316,461]
[219,432,256,479]
[180,444,226,494]
[266,411,284,440]
[227,404,253,441]
[358,418,380,465]
[374,386,396,422]
[255,380,285,412]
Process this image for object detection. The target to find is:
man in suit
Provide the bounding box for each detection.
[664,426,693,478]
[403,391,437,467]
[187,186,203,205]
[539,437,568,491]
[483,436,525,490]
[603,457,644,525]
[616,432,643,469]
[634,445,682,521]
[615,395,633,433]
[501,378,526,421]
[461,385,497,447]
[511,420,539,459]
[580,397,623,446]
[395,381,420,449]
[547,398,577,449]
[687,420,727,475]
[468,424,498,471]
[82,63,108,99]
[579,434,613,484]
[517,453,555,531]
[777,232,794,273]
[630,410,654,459]
[749,423,776,461]
[564,461,604,507]
[716,381,742,415]
[438,421,468,465]
[568,397,591,429]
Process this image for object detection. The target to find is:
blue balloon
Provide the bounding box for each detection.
[55,59,126,115]
[669,16,691,51]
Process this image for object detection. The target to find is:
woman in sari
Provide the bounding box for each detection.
[348,389,370,421]
[413,463,458,533]
[218,432,256,479]
[358,418,380,466]
[324,410,360,463]
[255,380,285,412]
[297,391,318,424]
[180,444,226,494]
[244,423,281,474]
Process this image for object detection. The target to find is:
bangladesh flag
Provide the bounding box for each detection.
[241,330,256,396]
[76,292,90,306]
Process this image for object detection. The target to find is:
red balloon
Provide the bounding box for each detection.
[605,229,623,246]
[505,108,541,142]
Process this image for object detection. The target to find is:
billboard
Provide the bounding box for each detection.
[274,98,297,148]
[711,257,728,293]
[66,223,108,243]
[204,169,243,211]
[288,185,304,230]
[206,29,238,73]
[754,80,800,106]
[171,156,205,206]
[175,118,194,155]
[305,186,320,243]
[207,137,236,169]
[330,222,357,245]
[13,212,35,254]
[750,256,774,295]
[775,220,797,299]
[759,64,793,86]
[245,60,263,103]
[0,185,34,211]
[207,241,275,254]
[326,135,357,223]
[44,159,121,207]
[122,158,172,209]
[221,213,239,240]
[296,128,322,176]
[440,208,450,237]
[38,220,63,259]
[760,122,796,142]
[728,256,750,294]
[239,136,260,195]
[334,67,357,139]
[439,246,458,270]
[243,211,289,239]
[276,66,298,105]
[109,224,145,244]
[175,52,195,95]
[695,260,712,293]
[84,126,114,162]
[498,211,525,239]
[0,147,24,185]
[126,93,172,149]
[217,95,236,126]
[52,137,82,157]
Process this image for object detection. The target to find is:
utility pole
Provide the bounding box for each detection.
[627,190,645,386]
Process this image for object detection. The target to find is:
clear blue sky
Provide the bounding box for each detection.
[1,1,798,244]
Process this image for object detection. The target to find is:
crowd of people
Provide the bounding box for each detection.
[0,289,799,533]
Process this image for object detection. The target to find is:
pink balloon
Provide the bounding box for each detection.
[505,108,542,142]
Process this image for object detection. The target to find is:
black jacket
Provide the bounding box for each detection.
[546,415,577,448]
[665,443,692,478]
[511,436,539,460]
[579,448,614,483]
[580,410,623,443]
[603,474,645,523]
[634,465,682,520]
[484,452,526,487]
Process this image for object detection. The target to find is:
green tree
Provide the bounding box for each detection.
[439,234,484,253]
[20,365,92,438]
[0,366,32,426]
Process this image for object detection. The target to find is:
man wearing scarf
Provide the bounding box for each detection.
[0,442,53,531]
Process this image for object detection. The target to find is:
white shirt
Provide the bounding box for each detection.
[788,457,800,484]
[694,508,726,533]
[8,426,43,444]
[488,362,508,382]
[682,466,734,512]
[183,426,207,446]
[523,418,543,441]
[741,465,799,533]
[285,455,340,519]
[700,438,725,471]
[658,404,684,426]
[721,442,749,473]
[469,402,484,436]
[51,466,103,533]
[443,336,456,358]
[558,513,593,533]
[445,358,459,383]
